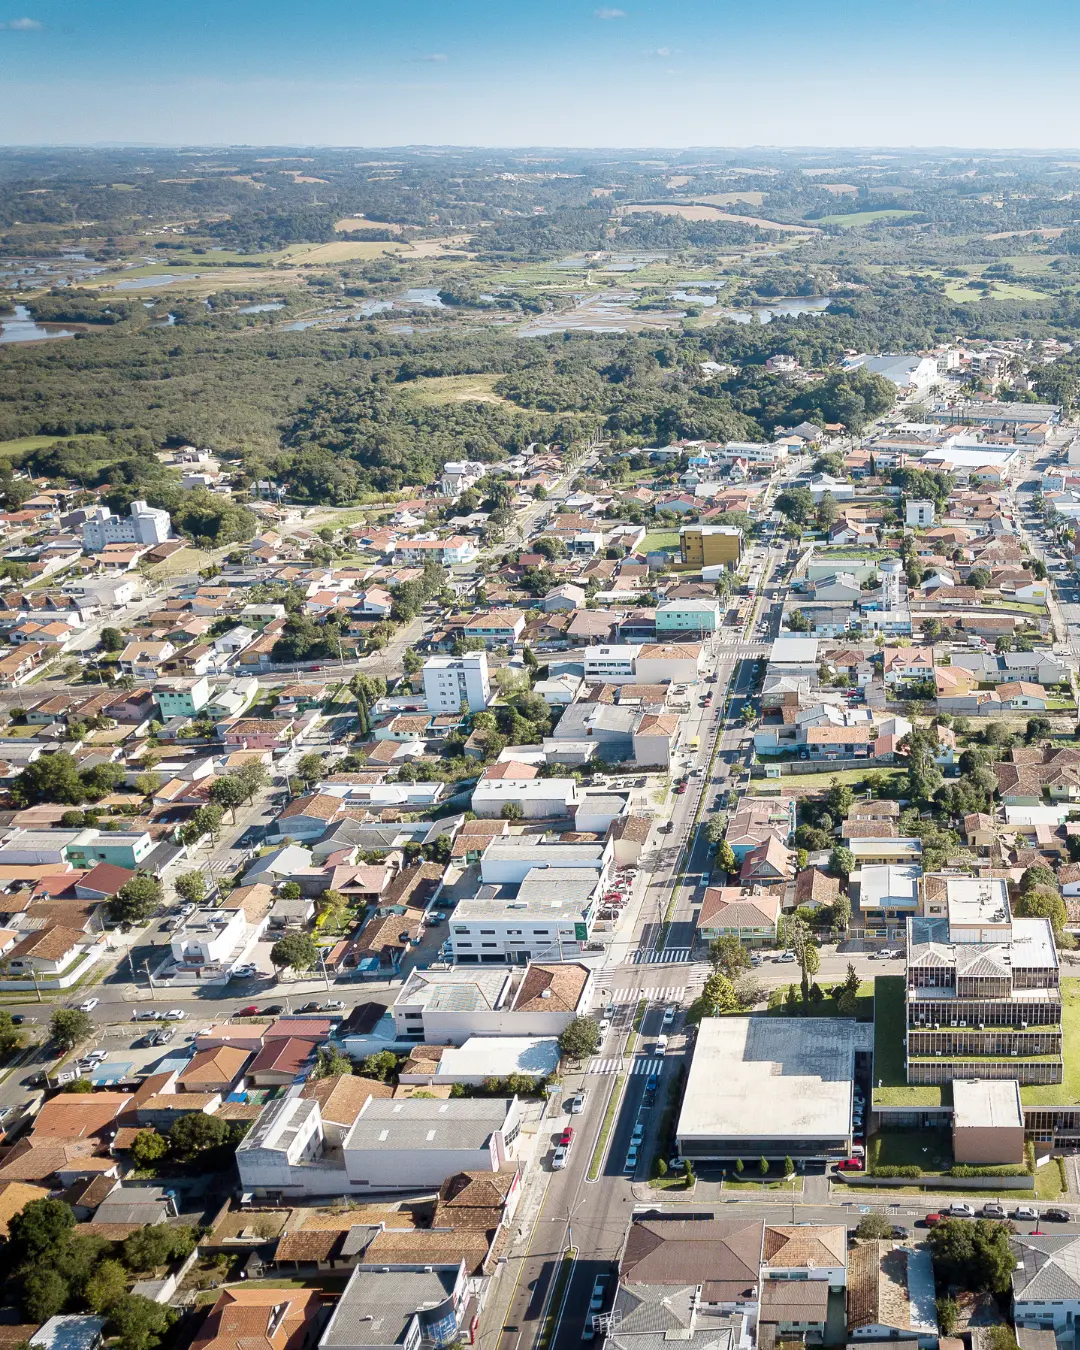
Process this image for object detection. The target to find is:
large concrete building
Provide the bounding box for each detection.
[82,500,172,553]
[676,1017,855,1161]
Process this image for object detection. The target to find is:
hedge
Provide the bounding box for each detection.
[949,1164,1030,1178]
[871,1164,922,1178]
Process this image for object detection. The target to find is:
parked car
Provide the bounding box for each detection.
[599,1018,611,1035]
[298,1002,320,1013]
[85,1049,109,1063]
[982,1203,1006,1219]
[1012,1205,1040,1221]
[778,951,796,963]
[78,998,99,1013]
[559,1126,574,1150]
[948,1203,976,1218]
[569,1092,587,1115]
[131,1009,158,1021]
[836,1158,863,1172]
[645,1076,658,1094]
[179,904,196,918]
[1044,1208,1071,1222]
[237,1005,260,1016]
[261,1005,284,1015]
[891,1225,911,1239]
[922,1213,944,1227]
[150,1028,175,1046]
[552,1145,569,1170]
[623,1147,639,1174]
[656,1034,669,1054]
[163,1009,186,1021]
[582,1274,610,1342]
[675,783,687,794]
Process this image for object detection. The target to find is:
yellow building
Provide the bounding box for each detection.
[680,525,743,569]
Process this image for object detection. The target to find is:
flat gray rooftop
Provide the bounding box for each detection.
[677,1017,854,1144]
[345,1097,513,1152]
[323,1265,460,1348]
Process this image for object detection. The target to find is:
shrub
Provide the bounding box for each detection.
[871,1164,922,1178]
[949,1163,1030,1178]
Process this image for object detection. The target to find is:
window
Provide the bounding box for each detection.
[456,941,473,948]
[481,942,497,948]
[480,929,495,935]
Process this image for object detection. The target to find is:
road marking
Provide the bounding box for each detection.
[639,985,685,1002]
[631,1057,664,1075]
[586,1057,624,1075]
[633,947,693,964]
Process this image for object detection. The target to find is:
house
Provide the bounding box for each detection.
[222,718,294,751]
[118,642,176,679]
[269,793,343,842]
[177,1046,252,1095]
[997,681,1048,711]
[847,1241,939,1347]
[799,725,872,759]
[882,647,935,687]
[1011,1232,1080,1332]
[247,1037,316,1088]
[632,712,679,767]
[697,888,780,946]
[793,868,840,910]
[462,610,525,648]
[189,1288,324,1350]
[541,584,586,612]
[739,837,794,886]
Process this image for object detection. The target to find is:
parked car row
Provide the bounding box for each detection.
[924,1203,1071,1225]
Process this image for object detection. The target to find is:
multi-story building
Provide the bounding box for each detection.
[655,599,721,635]
[82,500,172,553]
[679,525,743,569]
[461,610,525,648]
[422,651,490,714]
[905,876,1061,1088]
[906,499,936,528]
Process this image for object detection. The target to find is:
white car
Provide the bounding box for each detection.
[131,1009,158,1021]
[1013,1205,1040,1221]
[179,903,196,918]
[778,951,796,963]
[948,1202,976,1218]
[662,1006,676,1025]
[552,1145,568,1171]
[598,1018,611,1035]
[78,998,99,1013]
[86,1049,109,1063]
[163,1009,187,1021]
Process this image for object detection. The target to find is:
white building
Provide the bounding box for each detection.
[906,499,935,527]
[235,1092,522,1196]
[169,906,249,969]
[450,872,598,964]
[388,963,591,1045]
[471,778,579,820]
[635,643,703,685]
[439,460,486,498]
[720,441,790,466]
[479,837,611,886]
[422,651,490,714]
[82,500,172,553]
[583,644,640,684]
[845,353,940,396]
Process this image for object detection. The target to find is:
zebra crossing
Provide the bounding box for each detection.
[597,984,695,1005]
[633,947,694,964]
[585,1055,667,1076]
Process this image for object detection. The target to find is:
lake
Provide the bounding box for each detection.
[0,305,76,344]
[113,273,195,290]
[236,301,285,314]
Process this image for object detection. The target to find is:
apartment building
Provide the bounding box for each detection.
[679,525,743,569]
[82,500,172,553]
[422,651,491,714]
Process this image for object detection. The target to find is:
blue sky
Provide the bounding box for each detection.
[2,0,1080,146]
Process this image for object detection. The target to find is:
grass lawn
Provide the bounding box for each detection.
[0,433,102,460]
[724,1173,804,1191]
[873,975,949,1109]
[404,373,519,410]
[945,281,1048,304]
[872,1126,953,1172]
[642,530,681,552]
[818,209,918,227]
[147,545,225,579]
[1036,1160,1067,1200]
[1021,978,1080,1107]
[767,767,905,792]
[587,1073,626,1182]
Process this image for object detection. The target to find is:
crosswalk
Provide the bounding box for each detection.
[633,947,694,964]
[597,984,694,1005]
[585,1056,666,1076]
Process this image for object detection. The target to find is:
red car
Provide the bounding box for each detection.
[237,1005,260,1017]
[559,1126,575,1149]
[675,783,688,794]
[836,1158,864,1172]
[923,1213,944,1228]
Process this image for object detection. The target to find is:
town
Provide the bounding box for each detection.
[0,325,1079,1350]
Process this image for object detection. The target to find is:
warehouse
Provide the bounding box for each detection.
[676,1017,855,1161]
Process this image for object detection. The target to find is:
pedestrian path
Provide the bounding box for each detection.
[630,1057,664,1075]
[633,947,694,964]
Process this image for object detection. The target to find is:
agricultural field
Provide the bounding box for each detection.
[818,208,919,226]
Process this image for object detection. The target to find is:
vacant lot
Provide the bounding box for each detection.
[0,434,101,459]
[621,203,817,233]
[818,209,918,227]
[405,373,516,409]
[687,191,767,207]
[944,280,1047,304]
[333,217,405,234]
[277,240,410,264]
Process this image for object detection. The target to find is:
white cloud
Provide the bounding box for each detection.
[646,46,674,57]
[422,52,448,61]
[0,16,42,28]
[594,7,626,18]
